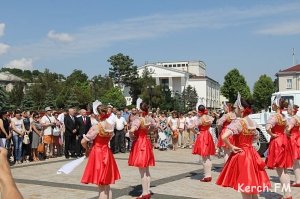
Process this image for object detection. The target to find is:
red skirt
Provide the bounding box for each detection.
[128,136,155,168]
[216,146,271,194]
[265,134,293,169]
[217,129,234,148]
[81,145,120,185]
[291,132,300,160]
[192,130,215,156]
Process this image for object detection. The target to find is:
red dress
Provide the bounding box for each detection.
[192,117,215,156]
[290,116,300,160]
[216,118,271,194]
[217,113,235,148]
[81,125,120,185]
[128,118,155,168]
[265,114,293,169]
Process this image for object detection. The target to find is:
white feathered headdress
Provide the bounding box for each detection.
[136,97,143,110]
[272,94,281,107]
[233,92,243,109]
[92,100,102,115]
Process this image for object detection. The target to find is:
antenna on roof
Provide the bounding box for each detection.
[292,48,296,66]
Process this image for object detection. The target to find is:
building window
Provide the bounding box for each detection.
[169,64,172,67]
[164,65,167,67]
[287,79,292,89]
[182,64,185,67]
[173,64,176,67]
[177,64,181,67]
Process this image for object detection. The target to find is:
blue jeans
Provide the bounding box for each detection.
[13,135,23,161]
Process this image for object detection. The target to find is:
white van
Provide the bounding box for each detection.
[250,90,300,156]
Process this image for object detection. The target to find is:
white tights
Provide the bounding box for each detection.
[139,167,151,196]
[276,168,292,198]
[223,148,231,164]
[98,185,112,199]
[241,193,258,199]
[202,156,212,178]
[293,160,300,184]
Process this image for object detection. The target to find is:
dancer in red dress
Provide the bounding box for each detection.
[128,102,155,199]
[287,104,300,187]
[216,93,271,199]
[192,104,215,182]
[265,95,293,199]
[217,102,236,163]
[81,105,120,199]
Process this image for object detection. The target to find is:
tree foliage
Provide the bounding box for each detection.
[253,74,276,111]
[108,53,138,86]
[0,87,9,111]
[100,87,126,109]
[221,68,252,103]
[8,82,25,109]
[183,85,198,111]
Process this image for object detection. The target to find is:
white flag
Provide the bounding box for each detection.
[57,157,85,174]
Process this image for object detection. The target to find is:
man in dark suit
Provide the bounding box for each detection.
[76,109,91,157]
[64,108,78,158]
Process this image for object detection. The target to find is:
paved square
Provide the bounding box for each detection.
[10,149,300,199]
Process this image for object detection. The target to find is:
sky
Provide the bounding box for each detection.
[0,0,300,89]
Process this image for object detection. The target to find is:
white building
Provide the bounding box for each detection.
[276,64,300,91]
[0,71,26,92]
[134,60,221,109]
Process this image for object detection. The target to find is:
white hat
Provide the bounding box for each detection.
[45,107,52,111]
[233,92,243,109]
[92,100,102,115]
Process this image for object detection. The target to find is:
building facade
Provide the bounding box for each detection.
[276,64,300,91]
[0,71,26,92]
[134,60,221,109]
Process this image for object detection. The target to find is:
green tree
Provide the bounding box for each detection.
[66,88,80,108]
[221,68,252,103]
[43,89,56,109]
[131,67,156,105]
[90,75,114,100]
[253,74,276,111]
[183,85,198,111]
[8,82,25,109]
[100,87,126,109]
[108,53,138,87]
[0,87,9,111]
[21,89,35,111]
[160,87,173,111]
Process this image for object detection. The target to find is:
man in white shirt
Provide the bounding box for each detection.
[113,111,127,153]
[41,107,56,158]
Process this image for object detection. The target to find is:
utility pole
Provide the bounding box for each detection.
[292,48,296,66]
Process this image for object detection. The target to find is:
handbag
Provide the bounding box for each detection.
[53,127,60,136]
[37,138,44,153]
[23,133,30,144]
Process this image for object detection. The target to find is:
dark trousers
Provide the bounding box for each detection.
[64,133,76,157]
[114,129,125,153]
[75,135,84,156]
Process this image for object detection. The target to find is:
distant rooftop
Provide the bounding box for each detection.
[279,64,300,72]
[0,71,25,82]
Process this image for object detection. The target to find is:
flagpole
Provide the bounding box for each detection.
[292,48,296,66]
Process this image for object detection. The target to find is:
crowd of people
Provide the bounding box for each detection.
[1,93,300,199]
[0,104,222,165]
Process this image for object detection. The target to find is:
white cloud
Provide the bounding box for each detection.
[5,58,34,70]
[0,43,10,55]
[256,21,300,35]
[47,30,75,43]
[0,23,5,37]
